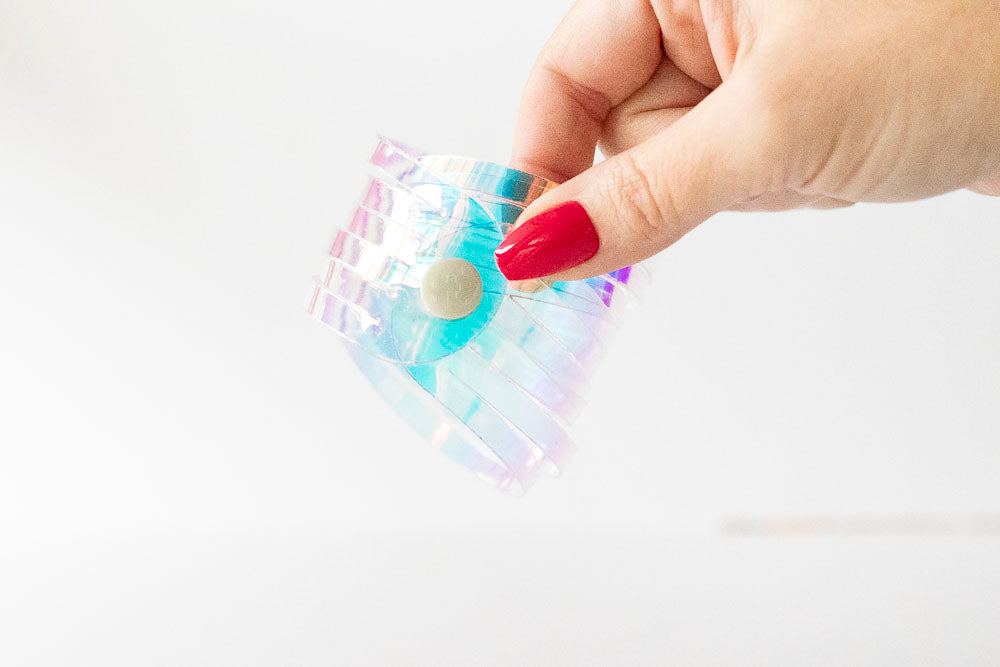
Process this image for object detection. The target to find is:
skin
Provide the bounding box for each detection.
[508,0,1000,284]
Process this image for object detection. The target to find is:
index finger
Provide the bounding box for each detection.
[510,0,663,183]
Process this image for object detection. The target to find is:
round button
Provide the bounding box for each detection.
[420,257,484,320]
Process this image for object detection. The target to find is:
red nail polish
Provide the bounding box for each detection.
[494,201,599,280]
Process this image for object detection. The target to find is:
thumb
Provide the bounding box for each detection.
[494,74,779,283]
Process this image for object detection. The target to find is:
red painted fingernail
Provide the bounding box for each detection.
[494,201,599,280]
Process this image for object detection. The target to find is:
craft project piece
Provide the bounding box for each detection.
[308,137,651,494]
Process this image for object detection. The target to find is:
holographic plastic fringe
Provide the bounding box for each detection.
[309,138,651,493]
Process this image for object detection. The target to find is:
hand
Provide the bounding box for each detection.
[494,0,1000,283]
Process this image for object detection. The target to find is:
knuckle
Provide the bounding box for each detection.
[538,63,612,128]
[603,153,677,245]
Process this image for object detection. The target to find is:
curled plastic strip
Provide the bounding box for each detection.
[309,137,650,493]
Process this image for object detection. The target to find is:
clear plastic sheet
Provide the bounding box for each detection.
[309,138,651,493]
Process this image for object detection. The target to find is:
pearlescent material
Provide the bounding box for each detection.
[308,137,651,493]
[421,257,484,320]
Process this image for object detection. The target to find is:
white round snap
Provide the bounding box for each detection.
[419,257,484,320]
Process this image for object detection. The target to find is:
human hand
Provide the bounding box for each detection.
[494,0,1000,282]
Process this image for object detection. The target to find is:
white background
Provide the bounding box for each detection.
[2,1,1000,664]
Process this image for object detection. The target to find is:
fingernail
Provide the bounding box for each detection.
[494,201,599,280]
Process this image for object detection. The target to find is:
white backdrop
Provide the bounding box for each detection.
[2,1,999,664]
